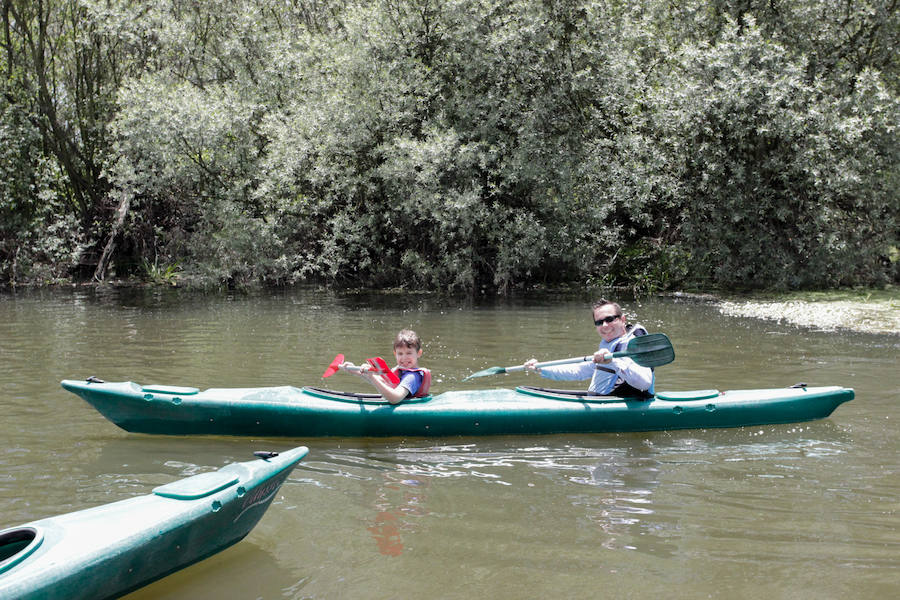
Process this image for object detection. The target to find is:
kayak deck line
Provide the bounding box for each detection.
[61,377,855,438]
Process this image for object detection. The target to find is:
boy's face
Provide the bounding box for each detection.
[394,344,422,369]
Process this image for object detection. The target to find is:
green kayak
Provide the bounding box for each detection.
[61,377,854,438]
[0,447,308,600]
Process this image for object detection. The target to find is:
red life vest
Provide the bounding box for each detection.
[392,367,432,398]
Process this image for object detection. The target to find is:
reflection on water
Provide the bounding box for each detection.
[0,286,896,599]
[573,445,667,554]
[288,419,856,570]
[367,472,430,556]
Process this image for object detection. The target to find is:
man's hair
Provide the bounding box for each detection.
[592,298,623,316]
[393,329,422,351]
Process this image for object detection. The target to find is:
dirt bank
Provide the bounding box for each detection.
[708,290,900,335]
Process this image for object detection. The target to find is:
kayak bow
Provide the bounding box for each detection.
[0,447,308,600]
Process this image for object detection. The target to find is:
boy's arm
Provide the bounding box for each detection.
[367,375,409,404]
[358,366,409,404]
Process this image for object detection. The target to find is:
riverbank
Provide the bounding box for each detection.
[4,282,898,336]
[669,288,900,335]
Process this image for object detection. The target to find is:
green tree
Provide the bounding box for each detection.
[598,16,898,289]
[2,0,897,291]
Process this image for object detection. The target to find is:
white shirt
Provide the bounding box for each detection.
[538,327,653,394]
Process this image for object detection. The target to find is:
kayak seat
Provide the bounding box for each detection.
[0,527,43,574]
[153,471,239,500]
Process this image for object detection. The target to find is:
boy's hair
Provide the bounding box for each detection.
[393,329,422,351]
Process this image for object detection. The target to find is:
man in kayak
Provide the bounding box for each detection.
[343,329,432,404]
[523,299,653,398]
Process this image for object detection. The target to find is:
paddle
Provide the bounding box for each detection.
[463,333,675,381]
[322,354,345,378]
[322,355,401,385]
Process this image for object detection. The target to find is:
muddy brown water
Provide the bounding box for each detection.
[1,287,897,599]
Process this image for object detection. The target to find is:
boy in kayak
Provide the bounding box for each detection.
[343,329,432,404]
[523,299,653,398]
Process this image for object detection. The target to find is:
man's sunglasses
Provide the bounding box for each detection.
[594,315,621,326]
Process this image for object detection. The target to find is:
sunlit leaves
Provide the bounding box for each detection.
[2,0,897,290]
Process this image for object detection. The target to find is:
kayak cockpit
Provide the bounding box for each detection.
[515,386,642,403]
[654,389,720,401]
[301,387,433,404]
[0,527,44,574]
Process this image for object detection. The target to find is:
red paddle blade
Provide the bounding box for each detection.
[367,357,401,385]
[322,354,345,378]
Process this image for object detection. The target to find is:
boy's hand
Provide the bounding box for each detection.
[339,361,371,379]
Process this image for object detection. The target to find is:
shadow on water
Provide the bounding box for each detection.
[123,540,305,600]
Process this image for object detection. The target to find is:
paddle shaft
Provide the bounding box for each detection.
[505,356,591,373]
[507,348,640,373]
[338,361,402,384]
[341,362,389,376]
[463,333,674,380]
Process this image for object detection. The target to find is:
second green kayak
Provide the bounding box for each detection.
[0,447,308,600]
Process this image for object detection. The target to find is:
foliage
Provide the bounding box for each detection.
[1,0,897,293]
[635,17,898,288]
[142,259,181,286]
[0,84,87,284]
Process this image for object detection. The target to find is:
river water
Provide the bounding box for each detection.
[1,287,897,599]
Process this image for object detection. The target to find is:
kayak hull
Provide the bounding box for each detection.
[0,447,308,600]
[61,379,854,438]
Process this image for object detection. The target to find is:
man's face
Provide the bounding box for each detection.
[593,305,627,342]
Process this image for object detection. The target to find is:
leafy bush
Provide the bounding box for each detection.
[594,16,899,290]
[0,90,87,284]
[2,1,897,292]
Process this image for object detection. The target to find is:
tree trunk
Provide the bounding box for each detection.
[93,195,130,282]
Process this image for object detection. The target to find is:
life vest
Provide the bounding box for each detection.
[594,324,649,375]
[611,324,653,397]
[392,367,432,398]
[616,324,647,350]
